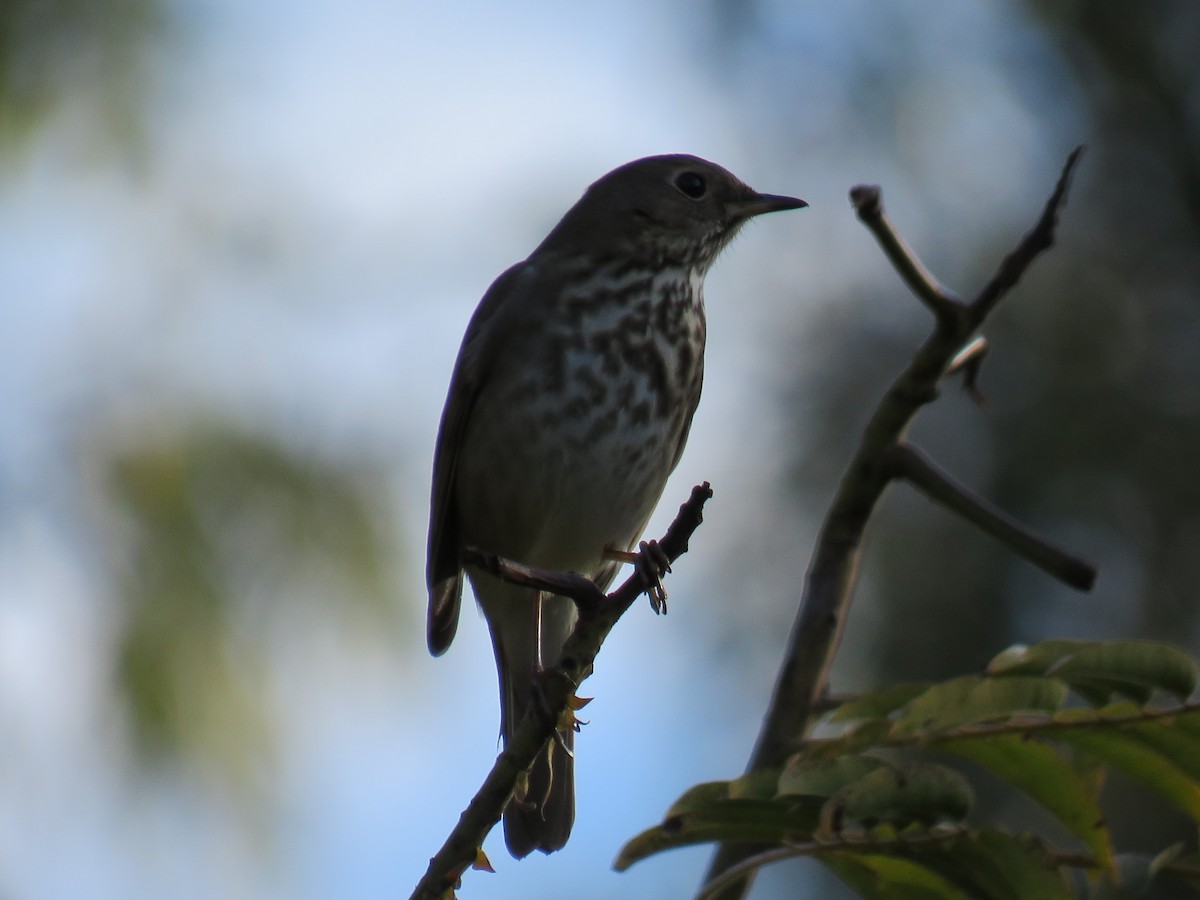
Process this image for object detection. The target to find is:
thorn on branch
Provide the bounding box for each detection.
[946,336,990,407]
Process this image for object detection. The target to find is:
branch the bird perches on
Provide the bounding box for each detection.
[411,483,712,900]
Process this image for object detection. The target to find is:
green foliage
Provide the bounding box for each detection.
[106,422,399,780]
[0,0,164,149]
[618,639,1200,898]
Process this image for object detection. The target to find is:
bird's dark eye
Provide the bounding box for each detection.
[674,171,707,199]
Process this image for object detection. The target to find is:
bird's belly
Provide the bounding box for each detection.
[456,366,695,579]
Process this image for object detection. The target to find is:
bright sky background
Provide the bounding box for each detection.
[0,1,1085,897]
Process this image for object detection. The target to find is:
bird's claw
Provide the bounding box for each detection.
[603,540,672,613]
[636,539,671,614]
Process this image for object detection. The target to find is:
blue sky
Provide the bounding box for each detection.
[0,2,1085,897]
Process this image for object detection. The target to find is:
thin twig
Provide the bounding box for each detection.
[969,146,1083,322]
[850,184,965,320]
[884,442,1097,590]
[411,483,713,900]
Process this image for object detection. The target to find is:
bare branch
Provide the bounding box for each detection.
[700,151,1091,900]
[850,184,965,319]
[885,442,1095,589]
[969,145,1084,322]
[411,483,713,900]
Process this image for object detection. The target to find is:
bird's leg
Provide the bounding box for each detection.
[526,663,586,807]
[510,770,533,810]
[604,540,672,614]
[533,591,545,671]
[530,589,588,737]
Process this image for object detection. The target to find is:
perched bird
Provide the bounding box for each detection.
[426,154,805,857]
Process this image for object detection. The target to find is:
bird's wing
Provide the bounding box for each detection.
[426,261,531,656]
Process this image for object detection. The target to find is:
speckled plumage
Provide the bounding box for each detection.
[426,154,804,858]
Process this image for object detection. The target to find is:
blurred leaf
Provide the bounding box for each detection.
[0,0,166,149]
[665,781,738,816]
[1051,641,1198,704]
[825,829,1072,900]
[726,768,783,801]
[1055,715,1200,821]
[917,829,1073,899]
[640,642,1200,896]
[990,640,1199,705]
[778,753,888,797]
[893,675,1068,735]
[615,782,825,871]
[810,718,899,759]
[987,641,1096,677]
[106,422,399,780]
[939,733,1114,873]
[832,683,932,723]
[822,852,965,900]
[820,762,973,834]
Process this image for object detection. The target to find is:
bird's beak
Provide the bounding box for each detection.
[727,192,808,219]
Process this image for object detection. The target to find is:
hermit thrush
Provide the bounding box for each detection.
[426,154,804,857]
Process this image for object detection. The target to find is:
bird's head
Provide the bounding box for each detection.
[535,154,806,270]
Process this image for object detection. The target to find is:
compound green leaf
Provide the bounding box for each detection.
[1057,728,1200,821]
[822,762,973,833]
[779,753,888,797]
[825,853,965,900]
[831,683,932,723]
[1051,640,1197,703]
[939,733,1113,872]
[615,794,824,871]
[894,675,1067,736]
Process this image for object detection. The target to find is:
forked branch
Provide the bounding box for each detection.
[700,148,1094,900]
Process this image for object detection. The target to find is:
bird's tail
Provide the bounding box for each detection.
[479,578,577,857]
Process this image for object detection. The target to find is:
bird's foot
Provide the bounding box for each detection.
[604,540,672,614]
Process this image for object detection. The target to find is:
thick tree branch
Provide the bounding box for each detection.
[700,148,1091,899]
[411,483,713,900]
